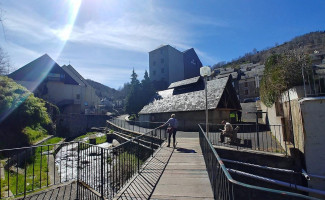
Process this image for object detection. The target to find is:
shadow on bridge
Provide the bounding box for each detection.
[115,143,173,200]
[16,181,77,200]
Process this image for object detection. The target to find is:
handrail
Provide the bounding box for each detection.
[106,120,165,149]
[198,124,319,200]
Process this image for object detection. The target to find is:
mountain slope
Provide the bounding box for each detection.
[215,31,325,69]
[86,79,124,100]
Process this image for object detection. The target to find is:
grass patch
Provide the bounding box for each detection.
[23,125,48,144]
[41,137,63,146]
[96,136,107,145]
[0,137,63,198]
[75,132,96,141]
[1,148,49,197]
[111,151,143,191]
[78,135,107,151]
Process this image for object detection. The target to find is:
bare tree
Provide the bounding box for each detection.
[0,47,10,75]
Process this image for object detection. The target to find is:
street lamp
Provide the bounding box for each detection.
[200,66,211,136]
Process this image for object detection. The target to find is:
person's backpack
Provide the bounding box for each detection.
[167,127,173,133]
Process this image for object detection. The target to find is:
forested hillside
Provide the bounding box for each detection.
[214,31,325,69]
[86,79,126,100]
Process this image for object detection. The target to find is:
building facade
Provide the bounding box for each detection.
[238,63,265,102]
[139,76,241,131]
[149,45,202,90]
[8,54,101,114]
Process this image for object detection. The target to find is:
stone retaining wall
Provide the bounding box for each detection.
[57,114,111,138]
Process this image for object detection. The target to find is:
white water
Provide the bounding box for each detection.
[55,142,112,183]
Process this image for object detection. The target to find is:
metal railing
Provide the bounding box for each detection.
[0,142,78,199]
[198,124,317,200]
[0,121,167,199]
[109,118,165,134]
[205,123,288,154]
[77,126,167,199]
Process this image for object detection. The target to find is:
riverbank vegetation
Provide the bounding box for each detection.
[0,137,63,198]
[0,76,59,149]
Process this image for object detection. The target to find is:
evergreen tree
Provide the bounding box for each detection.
[125,69,141,115]
[124,69,157,116]
[141,70,156,106]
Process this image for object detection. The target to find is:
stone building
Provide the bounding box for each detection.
[8,54,101,114]
[238,64,264,102]
[214,67,240,99]
[149,45,202,90]
[139,76,241,131]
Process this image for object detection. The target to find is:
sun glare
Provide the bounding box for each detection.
[56,0,82,41]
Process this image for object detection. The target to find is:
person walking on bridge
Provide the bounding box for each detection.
[160,114,178,148]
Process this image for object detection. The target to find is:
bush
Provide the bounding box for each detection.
[260,53,311,107]
[0,76,57,148]
[22,125,47,144]
[128,114,137,121]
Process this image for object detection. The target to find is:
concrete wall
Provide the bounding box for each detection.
[149,46,170,83]
[260,87,306,154]
[57,114,111,138]
[299,97,325,191]
[260,102,286,151]
[149,45,185,86]
[81,85,101,112]
[260,89,325,192]
[168,46,184,84]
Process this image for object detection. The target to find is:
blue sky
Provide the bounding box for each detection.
[0,0,324,89]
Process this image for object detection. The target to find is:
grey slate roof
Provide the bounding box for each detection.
[315,64,325,75]
[216,72,238,79]
[8,54,78,85]
[139,76,229,114]
[168,76,200,89]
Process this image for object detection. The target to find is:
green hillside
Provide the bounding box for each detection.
[0,76,59,148]
[214,31,325,69]
[86,79,126,101]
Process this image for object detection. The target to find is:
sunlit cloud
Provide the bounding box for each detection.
[1,0,223,88]
[53,0,81,41]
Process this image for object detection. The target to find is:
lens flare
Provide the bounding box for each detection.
[56,0,82,41]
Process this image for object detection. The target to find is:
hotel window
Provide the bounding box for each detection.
[161,58,164,63]
[244,82,248,87]
[153,61,156,66]
[161,68,164,73]
[76,94,80,99]
[153,70,156,75]
[245,90,248,95]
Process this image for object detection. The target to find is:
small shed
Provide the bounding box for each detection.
[139,76,241,131]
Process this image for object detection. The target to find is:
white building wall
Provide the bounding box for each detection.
[300,97,325,192]
[45,82,80,104]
